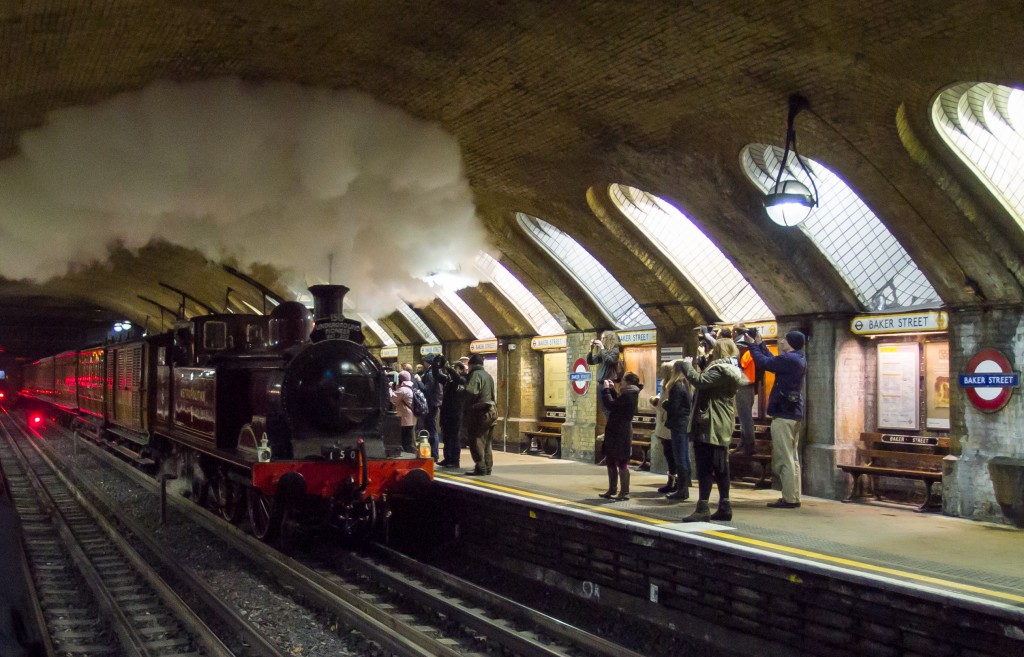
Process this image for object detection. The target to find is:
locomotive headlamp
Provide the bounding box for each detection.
[763,94,819,227]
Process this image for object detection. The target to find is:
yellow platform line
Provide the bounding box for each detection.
[438,473,1024,606]
[702,531,1024,605]
[436,473,673,523]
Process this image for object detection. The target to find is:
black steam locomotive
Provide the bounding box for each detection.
[20,285,434,542]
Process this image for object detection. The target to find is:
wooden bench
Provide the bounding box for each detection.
[631,427,652,469]
[837,432,949,512]
[521,418,563,458]
[730,424,772,488]
[593,414,655,467]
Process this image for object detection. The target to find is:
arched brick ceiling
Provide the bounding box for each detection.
[1,2,1023,357]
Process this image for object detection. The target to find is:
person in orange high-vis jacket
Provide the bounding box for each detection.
[733,324,757,457]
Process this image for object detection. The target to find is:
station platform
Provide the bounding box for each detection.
[435,450,1024,610]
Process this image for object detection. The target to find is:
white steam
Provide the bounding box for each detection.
[0,77,486,316]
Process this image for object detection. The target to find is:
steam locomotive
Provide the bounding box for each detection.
[19,284,433,542]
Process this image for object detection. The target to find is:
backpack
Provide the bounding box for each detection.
[411,386,429,417]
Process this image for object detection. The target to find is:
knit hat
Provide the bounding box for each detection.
[786,330,806,351]
[399,370,412,382]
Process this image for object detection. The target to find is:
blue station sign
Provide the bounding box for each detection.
[569,371,593,382]
[958,373,1020,388]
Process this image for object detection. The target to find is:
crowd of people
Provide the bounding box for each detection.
[600,323,808,523]
[386,353,497,476]
[384,320,807,519]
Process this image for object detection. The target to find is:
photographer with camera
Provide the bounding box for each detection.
[731,324,758,457]
[438,359,467,468]
[588,331,623,436]
[748,329,807,509]
[597,372,643,501]
[678,338,745,522]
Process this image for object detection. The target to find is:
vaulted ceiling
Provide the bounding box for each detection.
[1,1,1022,360]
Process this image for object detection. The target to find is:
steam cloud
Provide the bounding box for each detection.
[0,77,486,316]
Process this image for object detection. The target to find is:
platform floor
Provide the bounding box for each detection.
[435,451,1024,610]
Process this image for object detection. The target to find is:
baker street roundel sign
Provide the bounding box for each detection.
[959,348,1020,413]
[570,358,592,395]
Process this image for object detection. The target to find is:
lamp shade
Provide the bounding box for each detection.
[764,179,815,226]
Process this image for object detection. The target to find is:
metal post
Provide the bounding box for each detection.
[160,475,175,525]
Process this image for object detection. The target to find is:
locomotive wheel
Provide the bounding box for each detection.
[215,476,246,524]
[248,488,281,542]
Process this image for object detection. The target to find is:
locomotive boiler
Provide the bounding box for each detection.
[19,284,434,543]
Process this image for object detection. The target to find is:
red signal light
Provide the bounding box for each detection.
[30,413,43,427]
[0,391,5,400]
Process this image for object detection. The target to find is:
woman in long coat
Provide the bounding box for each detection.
[662,360,692,500]
[679,339,745,522]
[649,362,676,494]
[598,371,642,501]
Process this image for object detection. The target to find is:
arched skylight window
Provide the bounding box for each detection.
[609,184,773,322]
[516,213,652,328]
[358,313,395,346]
[397,302,439,343]
[474,252,563,335]
[933,83,1024,229]
[741,145,940,311]
[434,288,494,339]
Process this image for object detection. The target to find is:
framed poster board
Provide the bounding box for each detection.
[543,350,567,407]
[924,341,950,430]
[877,342,920,430]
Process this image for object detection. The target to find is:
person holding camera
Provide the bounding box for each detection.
[662,360,693,500]
[438,359,466,468]
[649,362,677,494]
[678,339,746,522]
[588,331,623,436]
[748,330,807,509]
[597,371,643,501]
[732,324,758,457]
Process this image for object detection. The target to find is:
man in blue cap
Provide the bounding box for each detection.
[748,329,807,508]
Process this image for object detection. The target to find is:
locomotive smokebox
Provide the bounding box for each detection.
[308,285,365,343]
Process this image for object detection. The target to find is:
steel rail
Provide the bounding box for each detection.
[52,429,459,657]
[46,420,646,657]
[3,417,235,657]
[362,543,649,657]
[1,423,148,657]
[42,442,288,657]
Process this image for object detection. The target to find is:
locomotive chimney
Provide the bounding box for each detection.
[309,284,349,321]
[308,285,365,343]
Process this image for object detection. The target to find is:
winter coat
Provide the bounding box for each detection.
[680,359,746,448]
[463,365,495,414]
[748,343,806,420]
[601,383,641,461]
[427,364,447,409]
[662,380,691,434]
[440,368,465,426]
[389,381,416,427]
[588,344,622,415]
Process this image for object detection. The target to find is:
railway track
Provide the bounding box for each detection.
[0,415,275,657]
[23,415,647,657]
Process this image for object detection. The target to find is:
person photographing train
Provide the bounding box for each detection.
[598,371,643,501]
[747,328,807,509]
[588,331,623,437]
